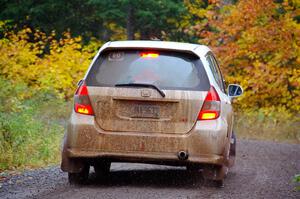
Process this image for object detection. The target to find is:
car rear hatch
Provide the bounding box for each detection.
[85,49,210,134]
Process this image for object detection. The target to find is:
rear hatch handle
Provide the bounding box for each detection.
[115,83,166,98]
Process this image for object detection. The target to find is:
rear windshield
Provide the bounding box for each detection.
[86,50,209,91]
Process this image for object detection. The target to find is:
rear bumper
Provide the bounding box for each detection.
[62,111,230,171]
[66,149,225,165]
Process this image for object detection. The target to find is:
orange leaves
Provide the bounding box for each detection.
[193,0,300,113]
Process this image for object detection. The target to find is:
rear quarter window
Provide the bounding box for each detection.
[86,50,210,91]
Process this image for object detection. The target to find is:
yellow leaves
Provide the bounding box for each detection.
[38,40,92,98]
[0,26,98,99]
[0,31,39,84]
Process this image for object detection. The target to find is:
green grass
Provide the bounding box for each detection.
[0,78,71,171]
[293,174,300,191]
[235,110,300,144]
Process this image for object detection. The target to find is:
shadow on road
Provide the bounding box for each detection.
[84,168,215,189]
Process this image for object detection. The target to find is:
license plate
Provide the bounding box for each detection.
[131,105,160,118]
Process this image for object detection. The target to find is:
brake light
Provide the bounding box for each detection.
[140,52,159,58]
[74,82,94,115]
[198,86,220,120]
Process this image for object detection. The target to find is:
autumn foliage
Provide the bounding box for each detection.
[1,1,299,115]
[195,0,300,114]
[0,1,298,116]
[0,25,99,98]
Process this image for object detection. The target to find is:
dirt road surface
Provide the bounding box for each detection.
[0,139,299,199]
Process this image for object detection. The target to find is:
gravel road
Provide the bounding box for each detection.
[0,139,299,199]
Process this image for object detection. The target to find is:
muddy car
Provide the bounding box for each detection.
[61,41,243,187]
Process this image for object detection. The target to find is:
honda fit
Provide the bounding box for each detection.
[61,41,243,187]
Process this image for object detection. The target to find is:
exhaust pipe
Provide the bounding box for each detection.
[177,151,189,160]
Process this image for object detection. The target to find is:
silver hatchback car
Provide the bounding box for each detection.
[61,41,243,187]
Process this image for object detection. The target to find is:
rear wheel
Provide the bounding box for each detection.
[68,164,90,185]
[213,179,224,188]
[94,161,111,178]
[186,164,202,173]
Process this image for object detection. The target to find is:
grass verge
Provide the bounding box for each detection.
[235,109,300,144]
[0,78,71,171]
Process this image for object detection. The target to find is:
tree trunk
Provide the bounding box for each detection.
[126,3,135,40]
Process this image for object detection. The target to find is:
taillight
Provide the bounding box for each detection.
[74,82,94,115]
[198,86,220,120]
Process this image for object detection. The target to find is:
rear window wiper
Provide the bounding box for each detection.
[115,83,166,98]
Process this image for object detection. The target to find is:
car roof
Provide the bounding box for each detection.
[100,40,211,57]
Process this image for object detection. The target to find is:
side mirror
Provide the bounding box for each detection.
[228,84,243,98]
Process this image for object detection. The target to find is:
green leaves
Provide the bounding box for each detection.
[0,0,187,41]
[293,174,300,191]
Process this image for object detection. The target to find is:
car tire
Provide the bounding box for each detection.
[68,164,90,185]
[186,164,202,173]
[94,161,111,178]
[214,179,224,188]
